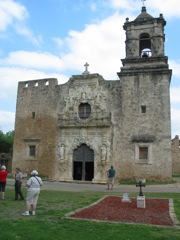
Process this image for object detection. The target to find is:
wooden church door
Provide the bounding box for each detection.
[73,144,94,181]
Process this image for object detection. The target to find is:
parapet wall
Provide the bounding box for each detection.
[18,78,58,89]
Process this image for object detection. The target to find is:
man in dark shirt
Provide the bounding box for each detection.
[107,165,115,190]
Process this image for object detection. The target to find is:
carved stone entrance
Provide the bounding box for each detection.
[73,144,94,181]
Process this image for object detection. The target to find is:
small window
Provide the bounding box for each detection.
[25,83,28,88]
[45,81,49,86]
[141,105,146,113]
[29,146,36,156]
[139,147,148,159]
[78,103,91,119]
[32,112,35,118]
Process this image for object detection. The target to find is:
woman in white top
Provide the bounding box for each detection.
[22,170,43,216]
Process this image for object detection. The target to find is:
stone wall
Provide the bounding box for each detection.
[172,135,180,174]
[12,71,172,182]
[12,7,172,182]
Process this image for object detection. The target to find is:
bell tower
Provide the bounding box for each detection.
[117,6,172,180]
[123,6,166,59]
[118,6,170,75]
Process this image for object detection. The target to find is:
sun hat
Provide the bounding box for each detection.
[31,170,38,176]
[1,165,6,170]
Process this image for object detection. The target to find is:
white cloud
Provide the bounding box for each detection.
[169,60,180,78]
[14,24,43,47]
[171,108,180,138]
[0,66,68,132]
[110,0,142,12]
[110,0,180,18]
[146,0,180,18]
[0,0,28,31]
[171,87,180,104]
[62,13,125,79]
[90,2,97,12]
[0,51,64,70]
[52,37,64,48]
[0,12,126,80]
[0,111,15,133]
[170,87,180,137]
[0,66,68,101]
[0,0,42,46]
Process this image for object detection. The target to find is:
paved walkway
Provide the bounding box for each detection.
[7,179,180,193]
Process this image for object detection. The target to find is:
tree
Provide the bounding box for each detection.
[0,130,14,153]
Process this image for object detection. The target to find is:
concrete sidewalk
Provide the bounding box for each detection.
[7,179,180,193]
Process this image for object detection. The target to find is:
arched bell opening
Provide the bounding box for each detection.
[73,144,94,181]
[139,33,152,57]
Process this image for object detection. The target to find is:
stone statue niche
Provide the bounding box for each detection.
[101,144,107,161]
[60,143,65,160]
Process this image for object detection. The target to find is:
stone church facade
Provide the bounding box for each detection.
[172,136,180,174]
[12,7,172,183]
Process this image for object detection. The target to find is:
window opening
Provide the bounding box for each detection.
[141,105,146,113]
[32,112,35,118]
[139,147,148,159]
[78,103,91,119]
[29,146,36,156]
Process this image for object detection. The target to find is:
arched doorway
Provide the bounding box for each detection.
[73,144,94,181]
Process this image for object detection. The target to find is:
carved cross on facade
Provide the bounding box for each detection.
[141,0,146,6]
[83,62,90,75]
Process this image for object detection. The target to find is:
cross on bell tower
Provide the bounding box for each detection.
[141,0,146,7]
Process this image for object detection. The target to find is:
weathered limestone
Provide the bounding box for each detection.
[172,135,180,174]
[12,7,172,182]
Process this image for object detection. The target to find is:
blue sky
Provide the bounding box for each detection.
[0,0,180,138]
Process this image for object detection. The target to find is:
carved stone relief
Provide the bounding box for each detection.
[63,84,107,115]
[57,128,110,182]
[151,37,164,55]
[127,40,138,57]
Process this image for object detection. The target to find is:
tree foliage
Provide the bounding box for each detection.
[0,130,14,153]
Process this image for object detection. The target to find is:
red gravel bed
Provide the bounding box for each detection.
[68,196,174,227]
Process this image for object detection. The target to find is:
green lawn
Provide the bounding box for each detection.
[0,186,180,240]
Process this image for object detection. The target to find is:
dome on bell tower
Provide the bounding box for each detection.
[135,6,153,21]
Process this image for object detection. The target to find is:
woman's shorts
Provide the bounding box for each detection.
[26,189,40,205]
[0,181,6,192]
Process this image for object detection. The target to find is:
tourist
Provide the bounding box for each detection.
[22,170,43,216]
[107,165,115,190]
[14,167,24,200]
[0,165,8,200]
